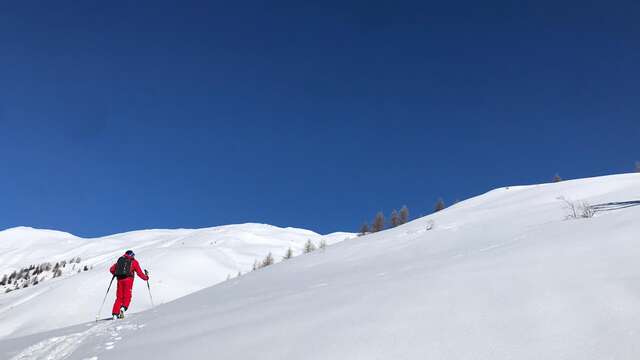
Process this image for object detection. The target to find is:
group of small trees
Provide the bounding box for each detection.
[304,239,317,253]
[636,161,640,173]
[261,253,274,267]
[52,262,64,278]
[252,254,273,271]
[1,262,52,290]
[360,201,445,236]
[250,238,328,273]
[304,238,326,253]
[2,264,45,293]
[1,257,88,294]
[360,206,410,235]
[390,207,410,227]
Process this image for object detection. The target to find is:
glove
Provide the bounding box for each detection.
[144,269,150,277]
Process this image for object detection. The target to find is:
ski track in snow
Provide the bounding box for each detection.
[8,322,110,360]
[7,320,142,360]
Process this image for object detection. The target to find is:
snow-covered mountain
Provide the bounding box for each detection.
[0,224,354,339]
[1,173,640,360]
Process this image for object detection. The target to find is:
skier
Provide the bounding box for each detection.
[109,250,149,320]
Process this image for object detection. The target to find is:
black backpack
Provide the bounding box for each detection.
[114,256,132,277]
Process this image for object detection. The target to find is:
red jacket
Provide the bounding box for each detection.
[110,254,149,281]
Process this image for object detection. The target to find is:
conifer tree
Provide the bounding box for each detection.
[304,240,317,253]
[399,205,409,224]
[372,212,385,232]
[359,223,370,236]
[283,247,294,260]
[390,209,400,228]
[434,198,446,213]
[261,252,274,267]
[553,174,563,182]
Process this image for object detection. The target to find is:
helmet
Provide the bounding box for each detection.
[125,250,135,257]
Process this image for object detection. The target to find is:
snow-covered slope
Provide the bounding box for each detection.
[2,173,640,360]
[0,224,354,339]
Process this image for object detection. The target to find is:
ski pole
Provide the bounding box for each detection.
[145,269,154,308]
[96,275,116,322]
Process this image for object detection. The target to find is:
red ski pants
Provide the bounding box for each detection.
[112,277,134,315]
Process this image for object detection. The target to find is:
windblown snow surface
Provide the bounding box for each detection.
[1,173,640,360]
[0,224,353,339]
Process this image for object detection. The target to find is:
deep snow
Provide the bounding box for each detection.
[1,173,639,360]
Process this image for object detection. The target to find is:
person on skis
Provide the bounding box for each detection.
[109,250,149,319]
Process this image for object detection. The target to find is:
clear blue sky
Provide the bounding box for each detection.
[0,1,638,237]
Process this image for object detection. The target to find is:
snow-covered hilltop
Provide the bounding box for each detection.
[0,224,354,339]
[1,173,640,360]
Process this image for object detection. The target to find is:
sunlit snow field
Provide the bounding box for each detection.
[1,173,639,359]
